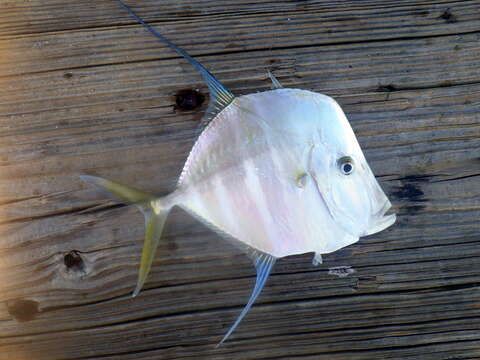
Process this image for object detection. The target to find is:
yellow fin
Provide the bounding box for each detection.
[80,175,171,297]
[80,175,153,203]
[132,206,168,297]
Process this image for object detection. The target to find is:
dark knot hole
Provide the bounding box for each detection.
[175,89,205,111]
[64,250,85,272]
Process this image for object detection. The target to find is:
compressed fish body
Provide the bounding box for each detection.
[176,89,393,258]
[83,0,397,346]
[176,89,352,258]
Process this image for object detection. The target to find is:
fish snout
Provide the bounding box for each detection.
[362,199,396,236]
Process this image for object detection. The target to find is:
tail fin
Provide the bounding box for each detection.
[80,175,171,297]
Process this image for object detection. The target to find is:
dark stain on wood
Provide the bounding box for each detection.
[392,183,425,201]
[6,299,40,322]
[392,174,433,198]
[396,174,433,183]
[377,84,397,92]
[391,175,431,214]
[412,10,430,17]
[335,17,358,23]
[403,205,427,214]
[439,8,457,24]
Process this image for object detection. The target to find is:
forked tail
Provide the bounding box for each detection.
[80,175,172,297]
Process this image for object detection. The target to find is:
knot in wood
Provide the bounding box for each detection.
[64,250,85,272]
[175,89,205,111]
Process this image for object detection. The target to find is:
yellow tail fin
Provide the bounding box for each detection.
[80,175,171,297]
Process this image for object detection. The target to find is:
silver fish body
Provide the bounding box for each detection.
[173,88,395,258]
[83,0,396,346]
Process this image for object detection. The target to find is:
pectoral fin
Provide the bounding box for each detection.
[217,253,276,346]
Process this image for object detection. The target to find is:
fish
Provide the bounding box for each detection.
[81,0,396,346]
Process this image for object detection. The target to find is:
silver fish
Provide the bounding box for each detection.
[82,0,396,345]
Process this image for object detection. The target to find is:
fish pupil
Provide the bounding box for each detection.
[337,156,354,175]
[342,163,353,174]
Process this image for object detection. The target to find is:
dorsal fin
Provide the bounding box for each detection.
[116,0,235,111]
[268,70,283,89]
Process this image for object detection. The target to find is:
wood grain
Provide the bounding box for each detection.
[0,0,479,359]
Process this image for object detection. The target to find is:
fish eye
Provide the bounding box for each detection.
[338,156,354,175]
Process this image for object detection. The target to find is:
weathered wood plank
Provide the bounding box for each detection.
[1,32,480,218]
[1,1,480,77]
[1,0,478,39]
[0,0,479,359]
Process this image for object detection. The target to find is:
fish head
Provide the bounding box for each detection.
[308,96,396,237]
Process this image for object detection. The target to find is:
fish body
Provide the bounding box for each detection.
[175,89,394,259]
[82,0,396,346]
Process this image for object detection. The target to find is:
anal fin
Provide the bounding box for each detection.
[217,253,276,346]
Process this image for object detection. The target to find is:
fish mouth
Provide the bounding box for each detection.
[362,199,396,236]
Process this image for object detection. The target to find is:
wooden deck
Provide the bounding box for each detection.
[1,1,480,359]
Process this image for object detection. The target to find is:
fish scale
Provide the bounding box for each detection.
[81,0,396,346]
